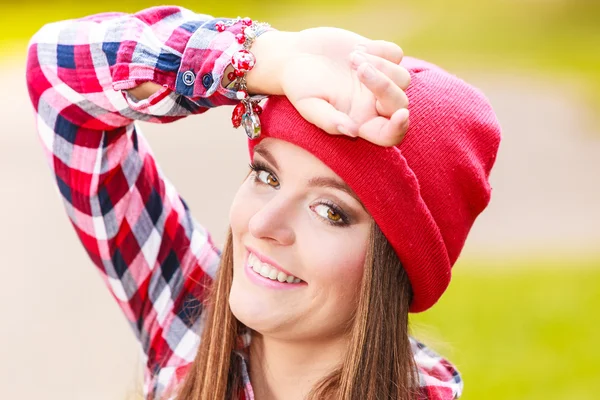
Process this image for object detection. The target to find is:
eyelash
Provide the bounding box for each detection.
[248,161,351,227]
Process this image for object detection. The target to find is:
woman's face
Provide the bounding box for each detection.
[229,138,372,341]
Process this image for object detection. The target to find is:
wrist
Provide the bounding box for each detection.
[126,81,163,101]
[245,30,295,96]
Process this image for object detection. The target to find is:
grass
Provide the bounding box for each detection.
[411,257,600,400]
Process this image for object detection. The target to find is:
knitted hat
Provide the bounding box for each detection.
[248,57,501,312]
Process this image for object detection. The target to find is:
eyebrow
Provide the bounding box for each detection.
[254,143,280,171]
[254,143,364,206]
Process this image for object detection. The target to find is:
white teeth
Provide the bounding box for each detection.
[277,271,287,282]
[259,264,270,277]
[268,269,278,280]
[247,252,302,284]
[248,253,257,268]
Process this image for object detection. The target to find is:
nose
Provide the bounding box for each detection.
[248,195,296,246]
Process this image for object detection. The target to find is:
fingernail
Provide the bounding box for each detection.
[398,108,410,126]
[361,64,376,82]
[350,51,367,70]
[337,125,357,137]
[337,125,350,136]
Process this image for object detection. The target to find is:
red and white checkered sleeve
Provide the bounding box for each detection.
[411,337,464,399]
[25,6,255,380]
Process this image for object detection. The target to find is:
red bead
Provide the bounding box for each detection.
[234,69,245,78]
[231,49,256,73]
[235,33,246,44]
[252,104,263,115]
[232,102,245,128]
[227,71,237,81]
[241,17,253,26]
[216,21,226,32]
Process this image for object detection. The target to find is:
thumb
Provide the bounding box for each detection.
[292,98,358,137]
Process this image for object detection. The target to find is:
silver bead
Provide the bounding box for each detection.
[244,27,257,40]
[242,112,261,139]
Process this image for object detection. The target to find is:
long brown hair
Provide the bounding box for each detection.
[174,223,417,399]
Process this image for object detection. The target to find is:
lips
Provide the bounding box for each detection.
[247,252,302,283]
[245,246,304,284]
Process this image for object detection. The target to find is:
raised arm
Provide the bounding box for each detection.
[26,6,412,395]
[25,6,270,396]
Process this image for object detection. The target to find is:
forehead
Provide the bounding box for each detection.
[252,138,367,210]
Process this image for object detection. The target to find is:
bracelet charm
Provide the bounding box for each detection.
[218,17,269,139]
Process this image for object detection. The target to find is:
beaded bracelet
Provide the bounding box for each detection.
[216,18,270,139]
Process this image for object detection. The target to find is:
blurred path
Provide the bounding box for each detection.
[1,58,598,398]
[464,72,600,258]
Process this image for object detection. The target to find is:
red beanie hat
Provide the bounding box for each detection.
[248,57,501,312]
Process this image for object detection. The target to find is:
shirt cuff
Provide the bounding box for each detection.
[176,18,273,103]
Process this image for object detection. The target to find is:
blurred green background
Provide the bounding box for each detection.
[3,0,600,104]
[2,1,599,399]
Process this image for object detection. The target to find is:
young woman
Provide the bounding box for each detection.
[26,5,501,400]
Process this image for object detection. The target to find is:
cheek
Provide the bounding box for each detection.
[229,182,258,234]
[304,229,368,310]
[229,183,267,277]
[308,226,367,274]
[327,251,365,294]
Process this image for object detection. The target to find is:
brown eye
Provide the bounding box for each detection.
[313,204,346,225]
[257,170,279,188]
[327,208,341,222]
[267,174,278,187]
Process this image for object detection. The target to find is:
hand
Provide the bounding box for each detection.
[249,28,411,147]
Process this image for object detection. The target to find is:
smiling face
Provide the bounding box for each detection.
[228,138,372,342]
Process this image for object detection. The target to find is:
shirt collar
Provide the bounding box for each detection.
[235,331,463,400]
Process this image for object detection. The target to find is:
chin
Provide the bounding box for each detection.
[228,275,285,334]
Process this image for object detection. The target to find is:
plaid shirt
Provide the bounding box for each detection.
[26,6,463,399]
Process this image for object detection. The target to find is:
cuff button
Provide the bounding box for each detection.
[202,73,214,89]
[182,71,196,86]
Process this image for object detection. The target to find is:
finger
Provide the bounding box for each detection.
[355,40,403,64]
[358,108,410,147]
[357,63,409,117]
[293,97,359,137]
[350,51,411,90]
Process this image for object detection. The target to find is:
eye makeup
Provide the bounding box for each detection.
[247,157,356,227]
